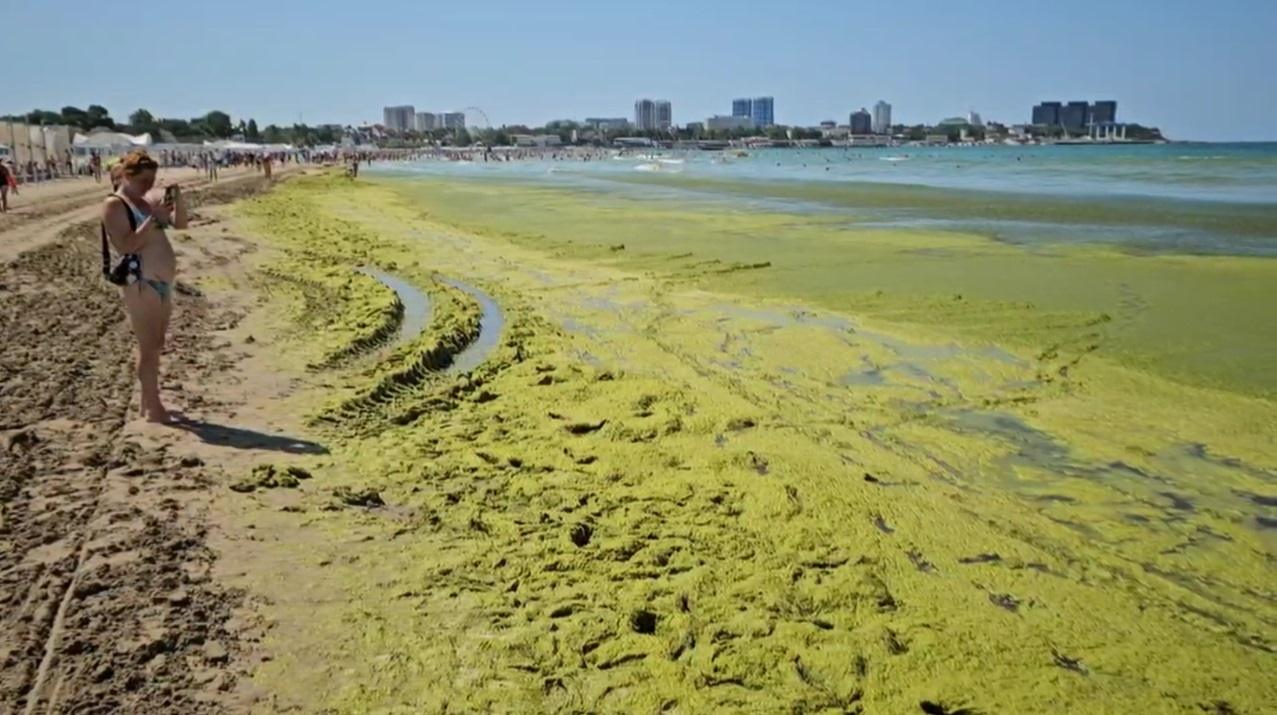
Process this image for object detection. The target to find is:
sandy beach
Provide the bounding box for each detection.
[1,167,1273,713]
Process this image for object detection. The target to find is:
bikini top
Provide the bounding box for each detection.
[114,192,169,229]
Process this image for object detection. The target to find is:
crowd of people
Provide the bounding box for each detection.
[0,145,434,209]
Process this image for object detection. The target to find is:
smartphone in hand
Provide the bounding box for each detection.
[163,184,179,207]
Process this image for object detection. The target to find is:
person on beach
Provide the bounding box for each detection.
[100,150,188,423]
[0,160,14,213]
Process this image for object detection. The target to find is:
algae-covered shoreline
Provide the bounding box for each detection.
[223,174,1274,713]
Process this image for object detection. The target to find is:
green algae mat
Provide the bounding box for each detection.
[228,175,1275,714]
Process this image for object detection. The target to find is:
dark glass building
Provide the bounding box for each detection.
[751,97,774,128]
[850,109,872,134]
[1032,101,1061,125]
[1090,100,1118,124]
[732,98,752,118]
[1060,101,1090,130]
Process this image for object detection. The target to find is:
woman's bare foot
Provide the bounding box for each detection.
[143,402,183,424]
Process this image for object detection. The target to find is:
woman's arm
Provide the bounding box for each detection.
[101,198,154,254]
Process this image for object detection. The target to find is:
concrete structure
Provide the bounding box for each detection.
[585,117,630,131]
[1089,122,1128,141]
[614,136,655,148]
[1032,101,1062,126]
[512,134,563,147]
[967,110,983,127]
[848,134,891,146]
[441,112,466,130]
[414,112,437,132]
[849,108,872,135]
[872,101,892,134]
[819,120,837,129]
[924,134,950,145]
[750,97,774,128]
[706,115,754,131]
[382,105,415,133]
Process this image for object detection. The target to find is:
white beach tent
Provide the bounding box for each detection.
[71,131,151,156]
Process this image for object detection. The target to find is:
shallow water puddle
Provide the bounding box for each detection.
[359,267,431,344]
[438,276,504,374]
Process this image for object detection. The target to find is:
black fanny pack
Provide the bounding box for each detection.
[101,195,142,286]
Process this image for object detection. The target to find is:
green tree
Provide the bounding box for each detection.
[451,128,473,147]
[129,109,159,135]
[87,105,114,129]
[25,109,62,125]
[246,119,261,142]
[158,118,194,138]
[60,106,90,130]
[315,125,339,144]
[262,124,285,143]
[204,110,233,138]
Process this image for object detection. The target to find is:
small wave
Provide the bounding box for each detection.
[658,158,685,165]
[634,163,661,172]
[880,156,910,162]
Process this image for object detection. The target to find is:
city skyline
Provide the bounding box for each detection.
[4,1,1275,141]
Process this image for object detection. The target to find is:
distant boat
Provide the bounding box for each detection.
[735,151,749,158]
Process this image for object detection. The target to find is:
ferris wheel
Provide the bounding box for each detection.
[462,107,491,130]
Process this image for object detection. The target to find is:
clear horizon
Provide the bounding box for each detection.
[5,0,1276,142]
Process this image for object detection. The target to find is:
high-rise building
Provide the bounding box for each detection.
[850,108,872,135]
[634,99,656,130]
[872,101,892,134]
[382,105,415,133]
[732,98,752,118]
[1032,101,1062,125]
[1060,101,1089,130]
[1090,100,1118,125]
[414,112,437,132]
[1034,100,1118,128]
[635,99,671,131]
[967,110,983,127]
[750,97,774,128]
[655,100,672,130]
[442,112,466,130]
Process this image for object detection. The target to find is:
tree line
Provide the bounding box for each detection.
[0,105,346,146]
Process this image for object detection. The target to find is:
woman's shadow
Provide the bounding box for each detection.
[172,418,328,455]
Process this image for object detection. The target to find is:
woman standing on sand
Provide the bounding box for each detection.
[100,150,187,423]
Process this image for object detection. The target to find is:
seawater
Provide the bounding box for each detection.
[375,142,1277,204]
[374,143,1277,257]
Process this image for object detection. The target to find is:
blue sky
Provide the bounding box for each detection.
[6,0,1275,140]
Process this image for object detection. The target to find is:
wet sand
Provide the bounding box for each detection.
[2,170,1272,713]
